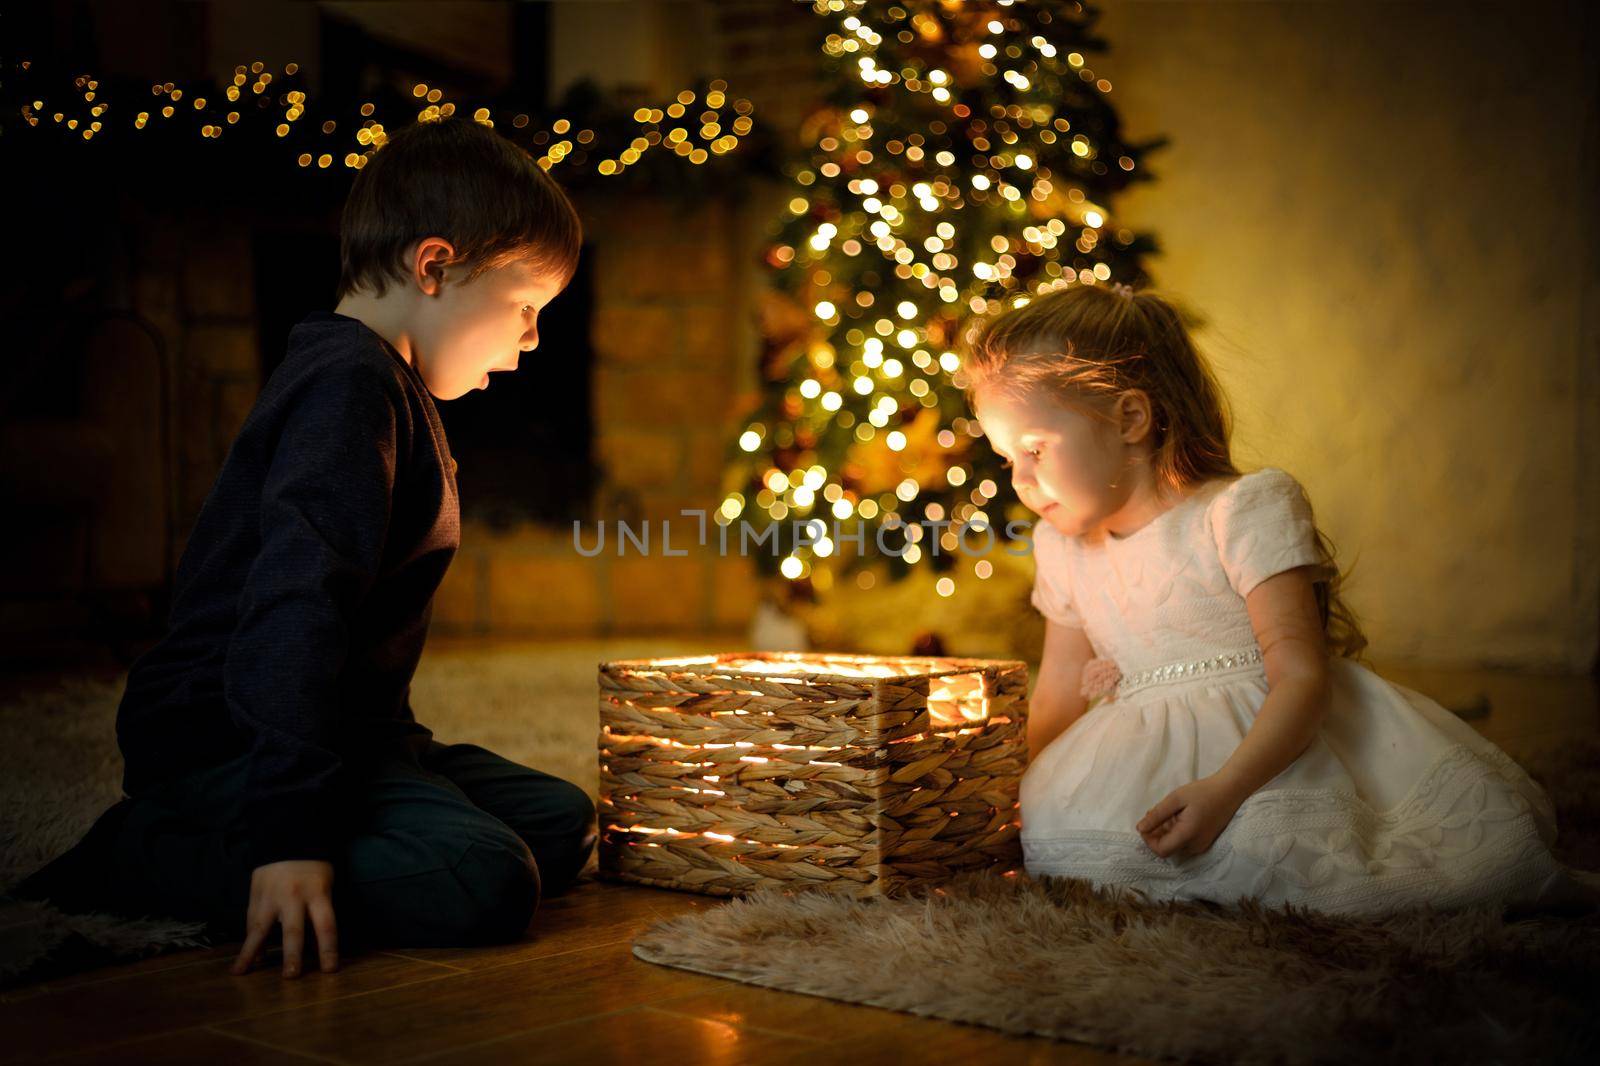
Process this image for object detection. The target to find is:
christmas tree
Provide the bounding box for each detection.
[725,0,1164,607]
[726,0,1164,601]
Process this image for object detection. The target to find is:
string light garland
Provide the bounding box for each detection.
[10,61,756,180]
[725,0,1166,599]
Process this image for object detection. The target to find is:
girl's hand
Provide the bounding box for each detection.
[1136,775,1247,860]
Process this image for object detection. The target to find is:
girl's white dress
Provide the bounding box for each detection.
[1021,467,1586,918]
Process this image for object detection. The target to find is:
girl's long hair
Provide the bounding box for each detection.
[962,283,1368,659]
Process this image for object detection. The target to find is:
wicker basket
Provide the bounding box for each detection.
[597,651,1029,897]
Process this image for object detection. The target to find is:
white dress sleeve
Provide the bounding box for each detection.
[1029,523,1085,628]
[1208,467,1328,597]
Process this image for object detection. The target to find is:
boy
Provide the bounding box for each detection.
[16,119,595,978]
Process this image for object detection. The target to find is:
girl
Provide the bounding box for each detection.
[962,282,1595,917]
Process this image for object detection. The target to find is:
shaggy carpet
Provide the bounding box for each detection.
[0,638,701,986]
[633,739,1600,1065]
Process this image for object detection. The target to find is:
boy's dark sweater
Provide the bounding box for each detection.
[117,311,460,868]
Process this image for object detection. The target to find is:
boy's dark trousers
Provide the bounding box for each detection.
[18,741,596,949]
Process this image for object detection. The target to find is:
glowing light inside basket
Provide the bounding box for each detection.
[606,824,803,851]
[601,730,859,757]
[622,653,964,680]
[601,654,1025,880]
[724,658,904,677]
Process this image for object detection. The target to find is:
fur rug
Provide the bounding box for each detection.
[0,638,697,985]
[633,739,1600,1065]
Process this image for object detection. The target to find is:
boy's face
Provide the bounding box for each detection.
[412,255,563,401]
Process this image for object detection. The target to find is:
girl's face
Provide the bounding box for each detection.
[974,384,1134,538]
[412,258,562,401]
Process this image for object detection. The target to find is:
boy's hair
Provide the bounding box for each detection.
[336,119,583,301]
[962,282,1368,659]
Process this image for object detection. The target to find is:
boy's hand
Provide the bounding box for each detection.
[231,860,338,978]
[1136,775,1247,860]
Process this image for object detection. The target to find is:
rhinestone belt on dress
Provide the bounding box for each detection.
[1115,646,1264,697]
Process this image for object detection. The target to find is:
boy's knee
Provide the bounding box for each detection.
[442,836,541,944]
[351,824,541,947]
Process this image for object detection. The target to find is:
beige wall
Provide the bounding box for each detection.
[1095,0,1598,671]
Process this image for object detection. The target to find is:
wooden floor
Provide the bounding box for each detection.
[3,663,1594,1065]
[1,880,1134,1065]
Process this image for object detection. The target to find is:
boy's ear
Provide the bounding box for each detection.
[412,237,457,297]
